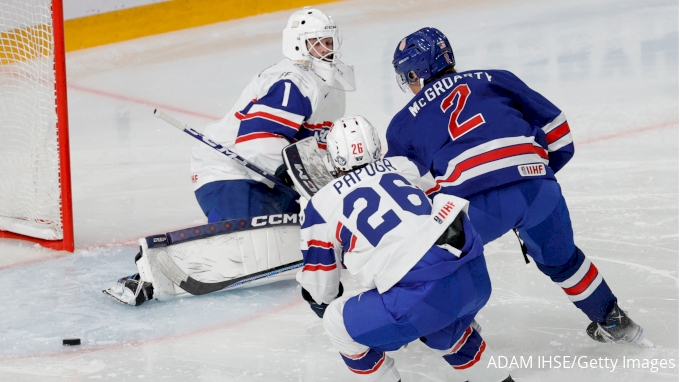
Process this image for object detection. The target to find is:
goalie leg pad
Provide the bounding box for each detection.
[139,225,302,300]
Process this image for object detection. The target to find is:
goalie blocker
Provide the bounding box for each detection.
[282,136,337,201]
[104,213,302,306]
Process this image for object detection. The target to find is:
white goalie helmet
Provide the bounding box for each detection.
[282,7,355,91]
[326,116,382,173]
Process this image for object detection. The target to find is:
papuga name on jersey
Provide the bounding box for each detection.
[252,213,299,227]
[409,71,493,117]
[332,159,397,195]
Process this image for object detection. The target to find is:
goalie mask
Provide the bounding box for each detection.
[282,7,355,91]
[326,116,382,173]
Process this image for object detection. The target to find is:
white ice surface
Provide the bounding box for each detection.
[0,0,677,380]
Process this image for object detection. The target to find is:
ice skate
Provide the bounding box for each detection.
[103,273,154,306]
[586,303,654,348]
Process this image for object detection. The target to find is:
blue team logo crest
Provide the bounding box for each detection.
[335,155,347,166]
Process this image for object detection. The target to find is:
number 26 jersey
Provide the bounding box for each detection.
[296,156,469,304]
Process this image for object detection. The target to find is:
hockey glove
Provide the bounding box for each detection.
[300,282,344,319]
[275,164,294,187]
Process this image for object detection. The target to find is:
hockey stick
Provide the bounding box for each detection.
[153,109,295,192]
[157,250,303,295]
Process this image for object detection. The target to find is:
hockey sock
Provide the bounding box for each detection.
[438,326,510,381]
[339,349,400,381]
[535,247,617,322]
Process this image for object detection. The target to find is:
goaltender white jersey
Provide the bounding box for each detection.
[191,59,346,190]
[297,156,470,304]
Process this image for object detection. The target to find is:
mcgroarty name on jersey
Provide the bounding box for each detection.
[409,71,493,117]
[332,159,398,195]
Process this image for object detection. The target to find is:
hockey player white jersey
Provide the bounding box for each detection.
[191,59,346,189]
[297,156,470,304]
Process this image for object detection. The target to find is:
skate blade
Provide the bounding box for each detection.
[102,288,136,306]
[635,337,655,348]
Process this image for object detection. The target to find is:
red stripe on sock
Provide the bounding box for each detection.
[348,352,385,374]
[562,263,599,296]
[453,340,486,370]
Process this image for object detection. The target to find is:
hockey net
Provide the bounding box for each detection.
[0,0,73,251]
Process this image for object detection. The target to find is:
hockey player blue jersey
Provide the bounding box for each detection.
[385,69,574,198]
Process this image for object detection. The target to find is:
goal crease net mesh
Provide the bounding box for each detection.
[0,0,63,240]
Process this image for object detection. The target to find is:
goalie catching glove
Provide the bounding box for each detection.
[301,282,344,318]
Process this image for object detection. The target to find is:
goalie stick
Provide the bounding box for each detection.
[153,109,295,192]
[157,250,303,296]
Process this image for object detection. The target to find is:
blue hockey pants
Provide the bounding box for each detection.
[321,216,510,381]
[195,179,299,223]
[466,178,616,322]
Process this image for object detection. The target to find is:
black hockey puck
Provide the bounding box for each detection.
[63,338,81,346]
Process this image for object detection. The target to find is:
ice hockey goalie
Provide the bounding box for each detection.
[104,214,302,305]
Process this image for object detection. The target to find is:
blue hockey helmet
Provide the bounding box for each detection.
[392,28,455,92]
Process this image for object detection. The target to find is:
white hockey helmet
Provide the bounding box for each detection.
[326,116,382,173]
[283,7,342,63]
[282,7,355,91]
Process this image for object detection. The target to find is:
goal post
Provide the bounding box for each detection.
[0,0,74,252]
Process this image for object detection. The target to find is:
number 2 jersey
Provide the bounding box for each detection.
[191,59,345,190]
[296,156,471,304]
[385,69,574,199]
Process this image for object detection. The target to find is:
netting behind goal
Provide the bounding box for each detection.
[0,0,73,251]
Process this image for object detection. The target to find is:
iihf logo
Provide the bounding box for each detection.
[433,216,443,224]
[518,163,546,177]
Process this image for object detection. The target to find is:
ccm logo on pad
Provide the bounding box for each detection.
[518,163,546,177]
[252,214,299,227]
